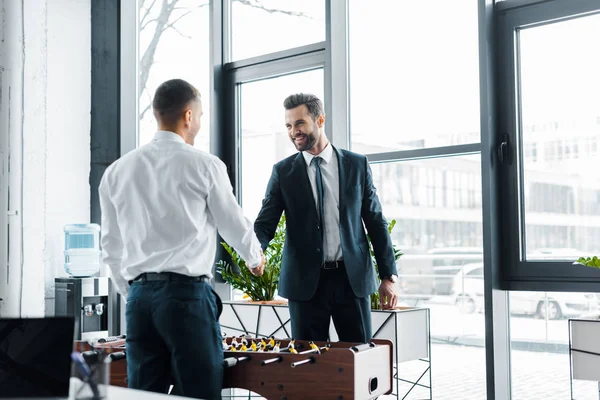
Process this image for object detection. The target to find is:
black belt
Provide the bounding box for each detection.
[323,260,345,270]
[129,272,210,285]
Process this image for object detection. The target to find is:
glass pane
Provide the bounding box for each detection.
[138,0,211,152]
[235,69,324,300]
[349,0,480,153]
[510,291,599,399]
[518,15,600,260]
[230,0,325,61]
[370,155,486,398]
[240,69,324,221]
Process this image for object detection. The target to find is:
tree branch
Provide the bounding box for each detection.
[140,103,153,120]
[169,25,192,39]
[140,0,158,27]
[234,0,311,18]
[140,87,154,120]
[139,0,177,96]
[162,8,197,33]
[141,17,159,31]
[139,0,312,121]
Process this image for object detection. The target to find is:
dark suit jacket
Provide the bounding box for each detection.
[254,146,397,301]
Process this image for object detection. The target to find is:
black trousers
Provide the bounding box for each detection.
[125,279,223,400]
[287,267,372,343]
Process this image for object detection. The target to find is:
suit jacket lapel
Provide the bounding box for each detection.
[291,153,319,222]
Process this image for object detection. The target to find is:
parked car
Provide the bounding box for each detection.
[429,247,483,296]
[397,247,484,300]
[450,263,600,319]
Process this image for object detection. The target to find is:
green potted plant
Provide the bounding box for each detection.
[216,215,402,308]
[216,215,285,302]
[369,219,403,310]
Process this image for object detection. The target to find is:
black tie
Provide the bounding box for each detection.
[312,157,325,261]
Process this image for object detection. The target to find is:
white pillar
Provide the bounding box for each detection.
[0,0,26,317]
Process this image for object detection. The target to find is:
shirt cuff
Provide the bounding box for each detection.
[246,251,263,269]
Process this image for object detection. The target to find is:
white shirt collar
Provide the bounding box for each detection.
[153,130,186,144]
[302,142,334,166]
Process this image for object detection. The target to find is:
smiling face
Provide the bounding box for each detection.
[285,104,325,153]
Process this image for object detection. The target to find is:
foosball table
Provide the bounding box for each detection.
[76,336,393,400]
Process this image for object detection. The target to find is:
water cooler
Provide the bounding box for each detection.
[55,224,120,341]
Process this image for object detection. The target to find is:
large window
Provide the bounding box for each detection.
[519,14,600,260]
[499,1,600,284]
[348,0,481,153]
[370,155,486,398]
[230,0,325,61]
[137,0,211,151]
[345,1,486,396]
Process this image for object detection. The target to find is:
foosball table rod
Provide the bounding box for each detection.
[223,356,251,368]
[290,357,315,368]
[260,356,284,366]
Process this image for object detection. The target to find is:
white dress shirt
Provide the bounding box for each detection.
[99,130,262,300]
[302,143,343,261]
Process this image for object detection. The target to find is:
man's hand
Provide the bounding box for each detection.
[378,279,399,310]
[249,251,266,277]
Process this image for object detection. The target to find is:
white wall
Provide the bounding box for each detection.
[0,0,91,317]
[44,0,92,315]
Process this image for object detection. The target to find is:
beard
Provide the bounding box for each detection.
[291,131,317,152]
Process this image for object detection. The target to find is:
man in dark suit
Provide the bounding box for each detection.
[254,93,399,343]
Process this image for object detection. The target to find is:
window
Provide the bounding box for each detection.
[137,0,211,152]
[369,155,486,397]
[348,0,480,153]
[239,69,325,221]
[499,2,600,284]
[230,0,325,61]
[518,15,600,259]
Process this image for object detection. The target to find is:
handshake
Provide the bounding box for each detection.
[248,249,267,277]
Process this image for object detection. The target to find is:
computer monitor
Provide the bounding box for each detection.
[0,317,75,398]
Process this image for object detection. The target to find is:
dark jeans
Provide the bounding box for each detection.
[126,279,223,400]
[287,268,372,343]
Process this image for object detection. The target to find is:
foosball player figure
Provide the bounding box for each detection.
[260,338,268,351]
[272,341,281,352]
[287,339,298,354]
[308,341,321,354]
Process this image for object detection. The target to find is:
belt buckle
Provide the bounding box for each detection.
[323,261,338,270]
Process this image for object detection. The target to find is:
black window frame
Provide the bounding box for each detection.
[496,0,600,292]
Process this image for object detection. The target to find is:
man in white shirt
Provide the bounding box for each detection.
[99,78,265,400]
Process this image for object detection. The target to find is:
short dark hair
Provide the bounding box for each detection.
[152,79,200,125]
[283,93,324,121]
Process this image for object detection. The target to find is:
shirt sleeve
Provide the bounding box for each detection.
[99,174,130,300]
[206,158,263,268]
